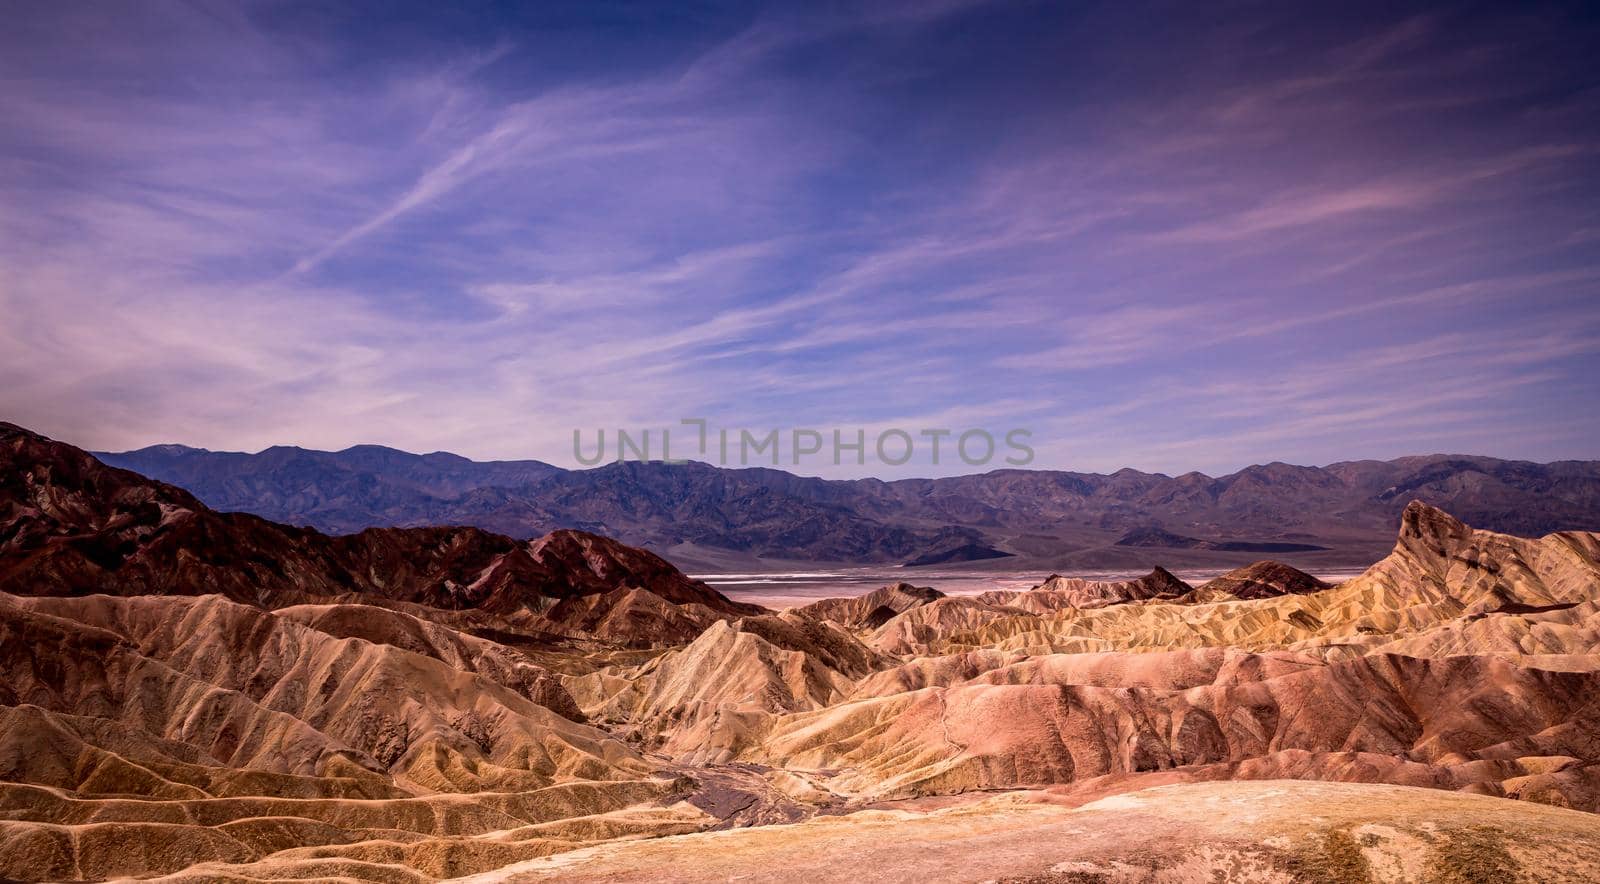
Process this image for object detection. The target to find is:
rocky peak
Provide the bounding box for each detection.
[1398,499,1472,555]
[1196,561,1329,601]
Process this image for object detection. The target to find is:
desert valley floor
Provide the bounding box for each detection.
[4,421,1600,882]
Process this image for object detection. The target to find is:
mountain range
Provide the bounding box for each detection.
[97,441,1600,570]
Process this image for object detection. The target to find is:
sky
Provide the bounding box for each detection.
[2,0,1598,478]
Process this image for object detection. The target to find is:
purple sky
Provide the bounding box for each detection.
[2,1,1598,477]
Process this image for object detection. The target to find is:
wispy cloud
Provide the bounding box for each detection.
[0,1,1596,477]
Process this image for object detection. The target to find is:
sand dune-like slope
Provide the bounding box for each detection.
[453,780,1600,883]
[3,421,1600,880]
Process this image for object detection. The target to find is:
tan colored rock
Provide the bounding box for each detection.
[450,780,1600,883]
[569,616,873,763]
[792,582,943,629]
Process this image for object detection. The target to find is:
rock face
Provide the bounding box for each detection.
[4,420,1600,881]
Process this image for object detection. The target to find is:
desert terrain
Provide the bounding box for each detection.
[4,420,1600,881]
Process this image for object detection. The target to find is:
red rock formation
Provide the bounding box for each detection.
[0,422,761,638]
[1187,560,1329,601]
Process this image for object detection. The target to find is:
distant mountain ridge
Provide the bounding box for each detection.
[95,441,1600,568]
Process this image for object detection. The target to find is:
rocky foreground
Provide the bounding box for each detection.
[3,421,1600,881]
[455,781,1600,884]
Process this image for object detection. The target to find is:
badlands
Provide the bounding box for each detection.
[3,421,1600,881]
